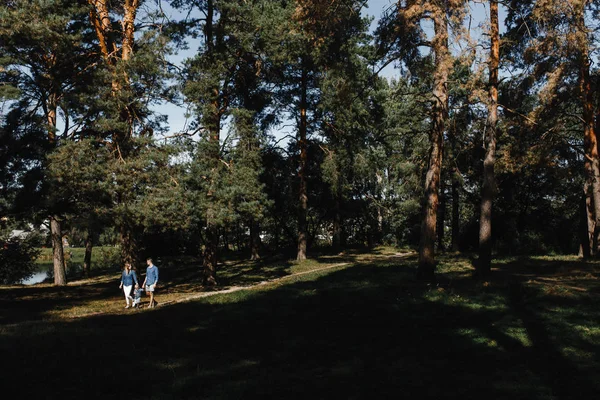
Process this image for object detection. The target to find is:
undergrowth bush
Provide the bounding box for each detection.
[0,234,41,284]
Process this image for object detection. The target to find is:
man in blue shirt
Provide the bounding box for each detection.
[142,257,159,308]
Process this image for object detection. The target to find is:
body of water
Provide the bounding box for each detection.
[21,270,49,285]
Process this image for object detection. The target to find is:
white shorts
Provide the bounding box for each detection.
[146,284,155,292]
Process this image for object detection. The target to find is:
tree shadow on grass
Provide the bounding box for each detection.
[0,253,359,325]
[0,278,121,325]
[3,257,597,399]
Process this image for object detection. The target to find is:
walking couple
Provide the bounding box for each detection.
[119,258,159,309]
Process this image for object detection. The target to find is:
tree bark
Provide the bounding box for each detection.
[477,0,499,278]
[121,0,139,62]
[46,87,68,285]
[83,229,93,278]
[250,219,261,261]
[200,0,226,285]
[51,217,67,285]
[119,224,137,266]
[580,187,592,257]
[203,222,218,286]
[297,63,308,261]
[417,5,449,282]
[577,5,600,256]
[332,191,342,251]
[451,169,460,252]
[437,172,446,251]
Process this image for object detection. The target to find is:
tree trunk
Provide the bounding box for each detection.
[83,229,93,278]
[332,193,342,251]
[580,187,592,258]
[119,225,137,266]
[50,217,67,285]
[477,0,499,278]
[200,0,221,285]
[87,0,117,64]
[417,6,449,282]
[437,173,446,252]
[46,88,68,286]
[332,169,345,251]
[249,219,261,260]
[203,222,218,286]
[451,169,460,252]
[297,64,308,261]
[121,0,139,63]
[578,12,600,256]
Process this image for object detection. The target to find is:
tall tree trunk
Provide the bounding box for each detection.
[50,217,67,285]
[83,229,93,278]
[200,0,220,286]
[203,221,218,286]
[119,224,136,266]
[417,6,449,281]
[46,91,67,285]
[437,173,446,251]
[121,0,139,63]
[451,169,460,252]
[580,187,592,257]
[203,119,220,285]
[376,171,384,245]
[332,169,345,251]
[477,0,499,278]
[332,191,342,251]
[297,64,308,261]
[577,6,600,256]
[249,219,261,260]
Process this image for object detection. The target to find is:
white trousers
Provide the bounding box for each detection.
[123,285,133,305]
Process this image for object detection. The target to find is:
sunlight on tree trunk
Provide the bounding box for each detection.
[477,0,499,278]
[418,5,449,282]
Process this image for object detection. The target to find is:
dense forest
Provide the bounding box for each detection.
[1,0,598,286]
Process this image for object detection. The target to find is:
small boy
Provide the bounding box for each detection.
[132,284,144,308]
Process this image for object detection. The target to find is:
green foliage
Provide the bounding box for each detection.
[0,233,41,285]
[0,105,48,219]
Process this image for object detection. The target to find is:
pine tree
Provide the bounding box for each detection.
[176,0,275,284]
[0,0,97,284]
[85,0,175,265]
[504,0,600,256]
[378,0,468,280]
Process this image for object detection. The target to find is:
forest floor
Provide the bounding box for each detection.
[1,247,599,399]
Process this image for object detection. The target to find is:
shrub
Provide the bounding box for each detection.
[0,234,41,284]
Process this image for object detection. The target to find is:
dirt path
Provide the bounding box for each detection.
[158,251,415,307]
[159,261,353,307]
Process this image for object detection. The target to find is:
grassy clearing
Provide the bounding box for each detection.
[1,249,599,399]
[33,246,120,279]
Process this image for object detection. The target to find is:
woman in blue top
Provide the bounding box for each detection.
[119,263,138,309]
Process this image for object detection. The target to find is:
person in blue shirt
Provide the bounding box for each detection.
[118,262,138,309]
[142,257,159,308]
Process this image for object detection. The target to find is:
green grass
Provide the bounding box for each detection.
[1,249,599,399]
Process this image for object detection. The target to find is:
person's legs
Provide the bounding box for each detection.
[146,284,156,307]
[148,291,154,307]
[123,285,132,307]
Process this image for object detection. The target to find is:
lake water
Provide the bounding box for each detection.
[21,270,49,285]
